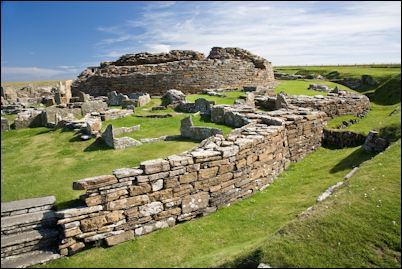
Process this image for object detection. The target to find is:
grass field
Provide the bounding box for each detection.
[1,80,66,88]
[2,64,401,268]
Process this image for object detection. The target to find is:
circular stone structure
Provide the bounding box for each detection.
[72,47,276,96]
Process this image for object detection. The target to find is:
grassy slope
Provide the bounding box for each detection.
[224,140,401,268]
[274,79,356,96]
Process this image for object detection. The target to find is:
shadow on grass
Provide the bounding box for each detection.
[84,137,113,152]
[330,146,376,174]
[218,249,263,268]
[55,198,85,210]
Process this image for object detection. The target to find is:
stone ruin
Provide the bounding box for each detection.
[72,47,276,96]
[107,91,151,108]
[0,46,378,267]
[1,80,73,110]
[1,79,373,267]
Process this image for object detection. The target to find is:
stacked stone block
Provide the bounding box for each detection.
[1,196,60,268]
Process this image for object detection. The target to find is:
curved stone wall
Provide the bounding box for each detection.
[72,47,276,96]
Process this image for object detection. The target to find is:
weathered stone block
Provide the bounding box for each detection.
[80,215,107,232]
[64,227,82,238]
[56,205,103,218]
[112,168,143,179]
[139,202,163,217]
[127,195,150,207]
[73,175,118,190]
[129,183,151,196]
[198,167,219,180]
[140,159,170,174]
[179,172,198,184]
[151,179,164,192]
[181,192,210,214]
[105,230,134,246]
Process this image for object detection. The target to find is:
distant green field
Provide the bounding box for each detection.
[1,80,65,87]
[274,64,401,79]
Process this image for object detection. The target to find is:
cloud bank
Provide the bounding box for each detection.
[96,1,401,65]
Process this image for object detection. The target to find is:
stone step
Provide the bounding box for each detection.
[1,211,56,230]
[1,250,60,268]
[1,196,55,216]
[1,229,59,248]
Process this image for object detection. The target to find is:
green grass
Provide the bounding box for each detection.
[1,128,198,208]
[224,140,401,268]
[274,64,401,80]
[326,103,401,140]
[104,113,234,139]
[274,79,356,96]
[186,91,245,105]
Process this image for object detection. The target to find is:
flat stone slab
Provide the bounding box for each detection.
[1,229,59,248]
[1,196,55,215]
[1,250,60,268]
[55,205,103,218]
[1,211,56,229]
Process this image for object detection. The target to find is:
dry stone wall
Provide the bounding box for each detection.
[72,47,275,96]
[55,103,329,256]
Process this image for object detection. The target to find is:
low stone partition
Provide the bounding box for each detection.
[100,109,134,121]
[284,92,370,119]
[322,129,367,148]
[1,196,60,268]
[180,116,223,141]
[102,124,142,149]
[256,92,370,120]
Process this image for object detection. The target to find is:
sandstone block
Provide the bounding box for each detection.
[105,230,134,246]
[181,192,209,214]
[112,168,143,179]
[168,155,194,167]
[80,215,107,232]
[68,242,85,255]
[129,183,151,196]
[73,175,118,190]
[198,167,219,180]
[139,202,163,217]
[179,172,198,184]
[140,159,170,174]
[64,227,82,238]
[56,205,103,218]
[127,195,150,207]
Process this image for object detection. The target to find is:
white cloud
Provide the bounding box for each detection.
[96,1,401,65]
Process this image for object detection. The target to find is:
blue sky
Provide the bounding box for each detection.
[1,1,401,82]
